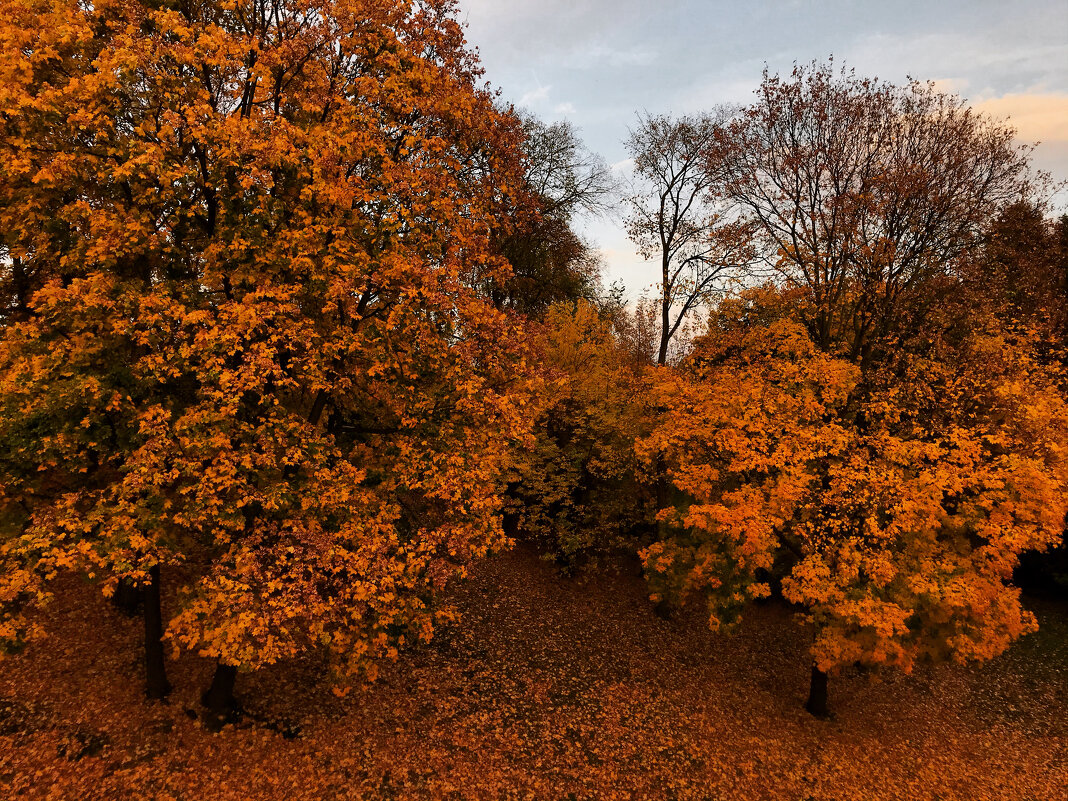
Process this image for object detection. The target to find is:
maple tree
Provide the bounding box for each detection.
[0,0,537,721]
[641,289,1068,715]
[973,203,1068,597]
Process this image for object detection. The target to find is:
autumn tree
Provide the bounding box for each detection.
[0,0,536,722]
[492,113,615,317]
[639,306,858,632]
[641,287,1068,716]
[624,110,751,366]
[710,60,1042,364]
[972,201,1068,342]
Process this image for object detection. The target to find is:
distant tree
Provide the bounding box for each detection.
[494,114,615,316]
[520,114,616,221]
[712,60,1042,364]
[506,300,653,568]
[0,0,537,723]
[639,64,1062,715]
[624,111,752,366]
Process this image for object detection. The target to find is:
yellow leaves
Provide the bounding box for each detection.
[640,303,1068,675]
[0,0,542,687]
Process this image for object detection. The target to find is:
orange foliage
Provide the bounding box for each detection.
[642,297,1068,673]
[0,0,536,682]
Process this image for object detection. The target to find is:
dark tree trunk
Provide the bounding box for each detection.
[805,664,829,717]
[112,577,143,617]
[658,297,670,365]
[143,565,171,699]
[308,388,329,427]
[202,662,239,731]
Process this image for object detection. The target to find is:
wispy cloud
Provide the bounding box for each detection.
[518,85,551,108]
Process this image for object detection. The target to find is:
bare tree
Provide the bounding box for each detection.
[624,110,751,365]
[714,60,1044,365]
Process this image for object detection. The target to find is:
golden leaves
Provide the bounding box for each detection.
[642,302,1068,674]
[0,0,539,684]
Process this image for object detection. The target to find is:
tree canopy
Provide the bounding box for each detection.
[0,0,539,708]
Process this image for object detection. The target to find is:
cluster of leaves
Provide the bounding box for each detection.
[505,300,654,565]
[0,0,540,692]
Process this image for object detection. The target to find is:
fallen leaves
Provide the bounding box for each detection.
[0,549,1064,800]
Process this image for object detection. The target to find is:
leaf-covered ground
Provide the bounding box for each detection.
[1,548,1065,801]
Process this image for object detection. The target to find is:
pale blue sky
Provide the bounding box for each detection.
[460,0,1068,298]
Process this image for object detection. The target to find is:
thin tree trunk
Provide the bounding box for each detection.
[805,663,829,717]
[143,565,171,699]
[202,662,239,730]
[659,281,670,365]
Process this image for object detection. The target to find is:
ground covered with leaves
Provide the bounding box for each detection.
[0,548,1065,801]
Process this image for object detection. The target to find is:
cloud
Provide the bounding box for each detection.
[970,92,1068,208]
[844,31,1067,96]
[518,85,551,108]
[562,43,658,70]
[970,93,1068,143]
[929,77,971,96]
[554,102,577,115]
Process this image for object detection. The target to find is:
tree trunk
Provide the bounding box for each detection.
[658,253,671,366]
[112,577,143,617]
[805,663,829,717]
[143,564,171,699]
[658,298,670,365]
[202,662,239,731]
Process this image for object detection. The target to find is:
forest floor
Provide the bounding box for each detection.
[0,546,1065,801]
